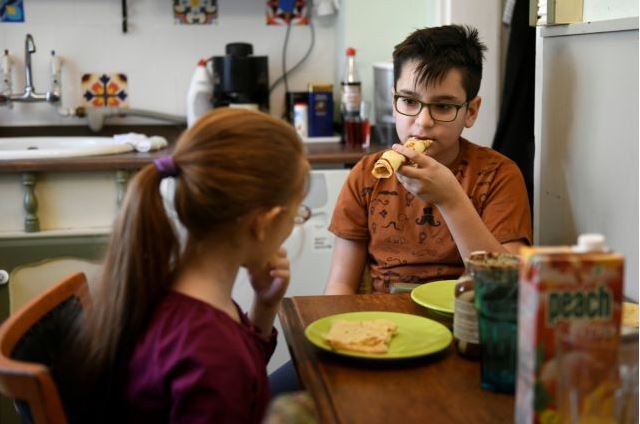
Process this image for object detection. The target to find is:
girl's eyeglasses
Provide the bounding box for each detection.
[294,205,312,225]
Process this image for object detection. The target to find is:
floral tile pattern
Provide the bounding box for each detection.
[0,0,25,22]
[173,0,218,25]
[81,73,128,108]
[266,0,309,26]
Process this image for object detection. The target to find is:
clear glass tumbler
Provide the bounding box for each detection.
[468,252,520,393]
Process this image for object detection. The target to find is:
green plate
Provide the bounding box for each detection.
[410,280,457,314]
[304,311,452,360]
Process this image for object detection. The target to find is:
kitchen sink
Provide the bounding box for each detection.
[0,136,167,160]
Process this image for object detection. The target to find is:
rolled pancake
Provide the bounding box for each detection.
[371,138,433,179]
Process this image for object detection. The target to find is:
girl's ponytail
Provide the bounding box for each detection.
[83,162,180,375]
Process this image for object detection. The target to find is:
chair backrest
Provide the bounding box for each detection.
[0,272,89,424]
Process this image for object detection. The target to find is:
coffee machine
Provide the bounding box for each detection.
[373,62,399,145]
[211,43,269,111]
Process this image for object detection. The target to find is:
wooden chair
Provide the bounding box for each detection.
[0,272,89,424]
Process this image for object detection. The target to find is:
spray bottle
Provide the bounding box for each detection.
[186,59,213,127]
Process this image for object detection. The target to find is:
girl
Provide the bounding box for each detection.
[75,108,309,423]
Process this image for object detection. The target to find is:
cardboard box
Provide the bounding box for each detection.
[307,83,334,137]
[515,246,624,423]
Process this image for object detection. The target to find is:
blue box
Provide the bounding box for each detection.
[307,85,333,137]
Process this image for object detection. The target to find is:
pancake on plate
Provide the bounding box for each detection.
[622,302,639,334]
[323,319,398,354]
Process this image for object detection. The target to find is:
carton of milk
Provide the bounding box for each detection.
[515,235,624,423]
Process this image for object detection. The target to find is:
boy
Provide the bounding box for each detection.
[325,25,532,295]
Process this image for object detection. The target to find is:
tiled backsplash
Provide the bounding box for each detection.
[0,0,336,126]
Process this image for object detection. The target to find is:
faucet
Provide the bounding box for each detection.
[0,34,61,105]
[65,106,187,132]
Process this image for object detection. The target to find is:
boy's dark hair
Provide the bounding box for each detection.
[393,25,487,101]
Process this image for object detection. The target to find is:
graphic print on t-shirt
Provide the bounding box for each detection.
[415,206,441,226]
[405,192,415,207]
[382,213,410,231]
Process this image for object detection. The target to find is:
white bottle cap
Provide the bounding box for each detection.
[573,233,608,253]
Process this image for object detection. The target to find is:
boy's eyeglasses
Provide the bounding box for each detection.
[294,205,312,225]
[393,94,468,122]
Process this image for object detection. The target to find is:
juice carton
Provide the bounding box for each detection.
[515,235,624,424]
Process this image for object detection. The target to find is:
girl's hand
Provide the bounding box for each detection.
[248,247,291,308]
[392,143,463,207]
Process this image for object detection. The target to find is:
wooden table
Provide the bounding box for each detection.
[279,294,514,424]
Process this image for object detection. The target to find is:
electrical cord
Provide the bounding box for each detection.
[282,21,292,95]
[268,0,316,94]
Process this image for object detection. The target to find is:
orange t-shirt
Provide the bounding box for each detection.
[329,138,532,293]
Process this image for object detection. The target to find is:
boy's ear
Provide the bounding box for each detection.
[464,96,482,128]
[250,206,284,242]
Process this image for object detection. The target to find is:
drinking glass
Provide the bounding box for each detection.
[344,101,370,149]
[468,252,520,393]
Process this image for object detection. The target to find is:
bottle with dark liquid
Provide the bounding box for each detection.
[340,47,362,144]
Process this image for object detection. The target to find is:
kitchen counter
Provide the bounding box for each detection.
[0,125,388,172]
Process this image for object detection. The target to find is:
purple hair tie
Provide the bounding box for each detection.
[153,156,179,178]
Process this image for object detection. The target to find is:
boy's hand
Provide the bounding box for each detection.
[392,143,462,206]
[248,247,291,308]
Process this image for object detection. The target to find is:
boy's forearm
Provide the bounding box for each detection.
[325,265,362,294]
[324,237,368,295]
[325,280,358,295]
[438,188,507,260]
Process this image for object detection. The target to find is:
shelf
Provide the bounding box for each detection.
[540,16,638,37]
[0,227,111,240]
[302,135,341,144]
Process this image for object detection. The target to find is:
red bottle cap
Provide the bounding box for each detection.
[197,59,207,67]
[346,47,356,56]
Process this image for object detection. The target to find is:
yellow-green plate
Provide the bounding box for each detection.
[410,280,457,314]
[304,311,452,360]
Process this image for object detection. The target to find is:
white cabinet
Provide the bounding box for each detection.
[0,171,121,234]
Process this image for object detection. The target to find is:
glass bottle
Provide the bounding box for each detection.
[453,269,481,359]
[340,47,361,120]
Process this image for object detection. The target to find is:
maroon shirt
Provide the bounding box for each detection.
[125,291,277,424]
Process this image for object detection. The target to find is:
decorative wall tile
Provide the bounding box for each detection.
[173,0,218,25]
[266,0,309,26]
[81,73,129,108]
[0,0,25,22]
